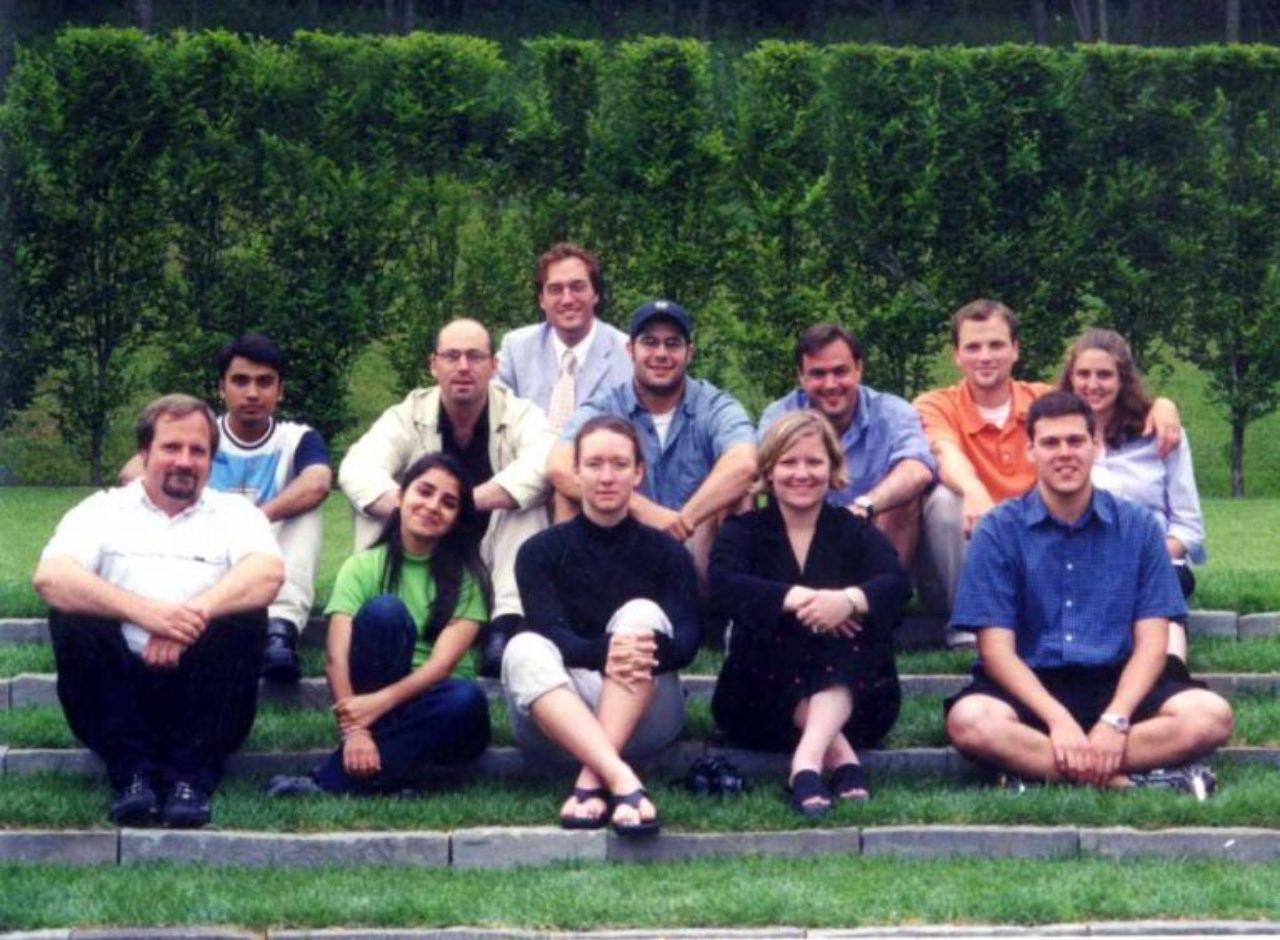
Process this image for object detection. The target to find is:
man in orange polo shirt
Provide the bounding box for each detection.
[914,300,1180,648]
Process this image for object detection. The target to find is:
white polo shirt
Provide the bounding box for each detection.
[41,480,282,655]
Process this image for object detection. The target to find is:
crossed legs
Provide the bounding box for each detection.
[502,599,683,828]
[946,687,1233,785]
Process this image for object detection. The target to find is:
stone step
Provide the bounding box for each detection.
[4,671,1279,711]
[4,742,1277,782]
[4,610,1279,648]
[4,821,1280,869]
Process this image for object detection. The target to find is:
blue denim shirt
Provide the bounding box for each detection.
[562,378,756,510]
[951,487,1187,669]
[758,385,936,506]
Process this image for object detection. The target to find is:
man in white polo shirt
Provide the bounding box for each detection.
[34,394,283,829]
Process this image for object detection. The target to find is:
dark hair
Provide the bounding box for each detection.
[215,332,285,380]
[573,414,644,466]
[793,322,863,371]
[375,452,493,642]
[1027,390,1096,440]
[1057,328,1152,448]
[535,242,605,316]
[950,299,1019,347]
[136,394,219,453]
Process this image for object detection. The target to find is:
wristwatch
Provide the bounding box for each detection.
[1099,712,1131,733]
[853,495,876,520]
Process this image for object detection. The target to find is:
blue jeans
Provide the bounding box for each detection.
[312,594,490,793]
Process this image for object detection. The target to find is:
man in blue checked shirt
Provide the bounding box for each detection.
[758,322,936,568]
[546,299,758,591]
[944,391,1232,796]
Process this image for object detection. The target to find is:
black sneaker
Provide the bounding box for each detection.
[110,773,159,826]
[476,614,521,679]
[1129,763,1217,801]
[162,780,212,828]
[262,618,302,683]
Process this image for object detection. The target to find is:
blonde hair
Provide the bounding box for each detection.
[758,409,849,491]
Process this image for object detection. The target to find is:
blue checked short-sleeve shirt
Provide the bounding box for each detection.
[758,385,936,506]
[562,377,756,510]
[950,487,1187,669]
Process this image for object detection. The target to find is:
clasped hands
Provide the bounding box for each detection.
[139,598,212,669]
[333,691,392,778]
[787,586,862,638]
[605,630,658,692]
[1047,716,1128,787]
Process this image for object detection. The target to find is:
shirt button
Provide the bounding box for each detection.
[1065,600,1073,608]
[1066,563,1073,571]
[1066,634,1074,642]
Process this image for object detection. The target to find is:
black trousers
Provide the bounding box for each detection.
[49,608,266,793]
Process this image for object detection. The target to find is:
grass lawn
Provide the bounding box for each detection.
[2,855,1278,931]
[2,760,1279,834]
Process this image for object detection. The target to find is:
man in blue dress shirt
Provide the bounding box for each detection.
[759,322,935,566]
[546,299,757,589]
[944,391,1232,794]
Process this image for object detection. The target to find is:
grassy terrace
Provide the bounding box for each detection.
[1,761,1279,832]
[3,691,1279,753]
[3,856,1280,930]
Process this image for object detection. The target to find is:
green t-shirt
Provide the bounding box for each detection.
[324,544,488,678]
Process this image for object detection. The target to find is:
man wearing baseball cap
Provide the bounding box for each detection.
[545,299,757,589]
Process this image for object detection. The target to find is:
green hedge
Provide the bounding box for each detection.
[4,31,1280,489]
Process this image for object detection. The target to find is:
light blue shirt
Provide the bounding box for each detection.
[496,320,632,415]
[758,385,936,506]
[562,377,756,510]
[951,487,1187,669]
[1092,434,1206,563]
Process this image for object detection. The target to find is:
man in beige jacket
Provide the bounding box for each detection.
[339,318,555,675]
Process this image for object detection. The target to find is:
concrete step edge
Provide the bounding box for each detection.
[5,821,1280,869]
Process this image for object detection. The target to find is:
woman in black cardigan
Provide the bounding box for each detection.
[710,409,912,815]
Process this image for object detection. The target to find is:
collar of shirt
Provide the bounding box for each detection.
[130,477,213,521]
[955,379,1037,437]
[794,386,871,447]
[1021,485,1116,532]
[623,376,694,420]
[550,318,598,366]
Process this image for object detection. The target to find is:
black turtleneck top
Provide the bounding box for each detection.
[514,513,700,674]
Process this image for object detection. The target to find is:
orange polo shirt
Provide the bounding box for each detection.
[913,379,1052,502]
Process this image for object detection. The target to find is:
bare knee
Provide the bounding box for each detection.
[946,696,1002,755]
[1161,690,1234,754]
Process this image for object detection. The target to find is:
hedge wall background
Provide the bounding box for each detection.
[3,30,1279,489]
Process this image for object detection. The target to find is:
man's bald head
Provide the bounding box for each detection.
[430,318,495,410]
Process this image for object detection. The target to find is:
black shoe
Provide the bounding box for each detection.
[1129,763,1217,801]
[262,618,302,683]
[476,615,521,679]
[162,780,212,828]
[110,773,159,826]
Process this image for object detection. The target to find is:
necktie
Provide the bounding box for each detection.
[548,348,578,430]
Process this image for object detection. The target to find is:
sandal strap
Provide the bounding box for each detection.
[788,768,831,811]
[612,787,651,810]
[829,763,869,798]
[570,786,609,803]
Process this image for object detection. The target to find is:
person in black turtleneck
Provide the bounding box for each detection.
[501,415,699,836]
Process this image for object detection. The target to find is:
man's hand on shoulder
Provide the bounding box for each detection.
[1145,397,1183,457]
